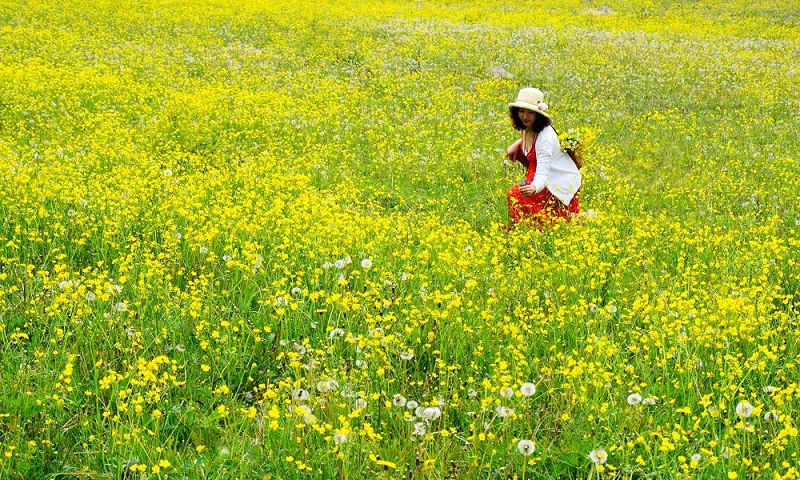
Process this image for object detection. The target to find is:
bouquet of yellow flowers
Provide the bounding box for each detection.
[558,128,594,170]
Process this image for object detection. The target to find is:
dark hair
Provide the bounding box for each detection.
[509,107,552,133]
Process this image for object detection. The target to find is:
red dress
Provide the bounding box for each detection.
[507,140,580,224]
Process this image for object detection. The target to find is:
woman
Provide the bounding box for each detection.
[506,87,582,225]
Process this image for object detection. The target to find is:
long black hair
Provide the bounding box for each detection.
[509,107,552,133]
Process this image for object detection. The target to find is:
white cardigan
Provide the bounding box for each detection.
[529,125,582,205]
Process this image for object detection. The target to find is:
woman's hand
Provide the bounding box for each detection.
[506,139,521,160]
[519,183,537,196]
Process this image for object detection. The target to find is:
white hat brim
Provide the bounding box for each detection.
[508,101,551,119]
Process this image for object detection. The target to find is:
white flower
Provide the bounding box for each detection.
[400,351,415,360]
[764,411,778,421]
[520,382,536,397]
[690,453,701,462]
[588,449,607,465]
[627,393,643,405]
[642,397,656,405]
[322,261,333,269]
[413,422,427,436]
[163,169,173,177]
[222,255,232,262]
[316,380,338,393]
[67,209,76,217]
[606,304,618,314]
[334,259,346,269]
[86,291,97,302]
[354,398,367,409]
[496,405,514,418]
[762,385,777,393]
[406,400,419,410]
[360,258,372,269]
[295,405,315,424]
[419,406,441,422]
[499,387,514,398]
[517,439,535,456]
[292,389,310,401]
[291,287,302,295]
[392,394,407,407]
[735,401,754,418]
[199,246,209,254]
[333,433,348,445]
[468,389,478,398]
[329,327,345,338]
[114,302,128,312]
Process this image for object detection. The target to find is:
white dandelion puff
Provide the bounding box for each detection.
[735,401,754,418]
[517,439,535,456]
[764,411,778,421]
[496,405,514,418]
[588,449,608,465]
[520,382,536,397]
[418,406,441,422]
[316,380,338,393]
[329,327,345,338]
[292,389,310,401]
[627,393,643,405]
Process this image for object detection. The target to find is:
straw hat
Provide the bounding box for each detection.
[508,87,550,118]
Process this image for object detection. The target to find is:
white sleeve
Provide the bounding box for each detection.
[532,129,558,193]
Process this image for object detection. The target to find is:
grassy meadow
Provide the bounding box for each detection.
[1,0,800,478]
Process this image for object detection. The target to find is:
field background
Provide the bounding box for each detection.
[1,0,799,478]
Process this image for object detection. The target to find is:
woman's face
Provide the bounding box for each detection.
[518,108,537,129]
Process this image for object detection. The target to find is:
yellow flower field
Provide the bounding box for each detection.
[1,1,799,478]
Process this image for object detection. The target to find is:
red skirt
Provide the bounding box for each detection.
[507,184,581,224]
